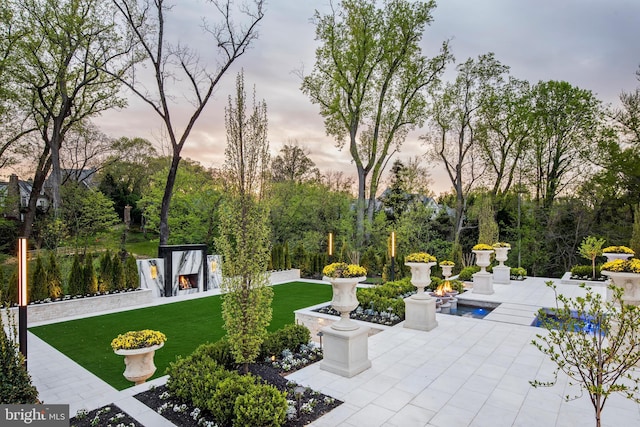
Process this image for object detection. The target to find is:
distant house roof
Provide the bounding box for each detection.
[44,168,98,190]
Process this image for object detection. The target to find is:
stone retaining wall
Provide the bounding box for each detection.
[4,289,154,326]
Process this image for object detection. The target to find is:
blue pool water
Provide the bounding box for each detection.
[449,303,496,319]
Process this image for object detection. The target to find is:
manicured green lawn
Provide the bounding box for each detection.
[29,281,332,390]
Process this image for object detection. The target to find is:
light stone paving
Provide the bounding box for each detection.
[26,276,640,426]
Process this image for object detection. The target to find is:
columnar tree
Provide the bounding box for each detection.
[110,0,265,246]
[216,72,272,374]
[302,0,450,249]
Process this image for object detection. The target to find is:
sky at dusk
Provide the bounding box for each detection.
[95,0,640,195]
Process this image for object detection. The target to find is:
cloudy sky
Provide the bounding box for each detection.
[95,0,640,195]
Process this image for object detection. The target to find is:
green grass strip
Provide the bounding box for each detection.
[29,281,331,390]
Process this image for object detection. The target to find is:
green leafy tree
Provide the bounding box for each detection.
[527,80,605,211]
[216,72,272,374]
[271,142,319,183]
[578,236,606,280]
[47,252,62,299]
[531,282,640,427]
[0,307,39,403]
[30,255,47,302]
[109,0,265,246]
[137,158,222,250]
[11,0,134,236]
[61,183,119,251]
[302,0,450,249]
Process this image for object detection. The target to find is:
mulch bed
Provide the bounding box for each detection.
[135,363,341,427]
[70,404,143,427]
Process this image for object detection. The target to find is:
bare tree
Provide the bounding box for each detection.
[109,0,265,245]
[426,53,507,244]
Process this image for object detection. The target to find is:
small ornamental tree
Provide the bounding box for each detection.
[578,236,606,280]
[30,255,48,302]
[67,255,84,296]
[47,252,63,299]
[531,282,640,427]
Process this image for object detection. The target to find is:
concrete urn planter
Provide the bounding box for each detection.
[494,247,510,266]
[405,262,436,299]
[603,253,634,262]
[601,271,640,306]
[115,342,164,385]
[324,276,366,331]
[473,250,494,273]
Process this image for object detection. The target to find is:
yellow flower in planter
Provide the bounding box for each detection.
[405,252,436,263]
[492,242,511,248]
[602,258,640,273]
[472,243,493,251]
[322,262,367,278]
[602,245,635,254]
[439,260,454,266]
[111,329,167,351]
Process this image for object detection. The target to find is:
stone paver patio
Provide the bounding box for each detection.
[28,276,640,426]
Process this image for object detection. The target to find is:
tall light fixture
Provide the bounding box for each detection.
[18,237,28,366]
[390,231,396,282]
[328,232,333,257]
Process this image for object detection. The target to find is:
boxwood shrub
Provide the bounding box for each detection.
[260,324,311,360]
[234,383,288,427]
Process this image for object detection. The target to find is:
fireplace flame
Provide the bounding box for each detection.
[179,275,190,289]
[434,281,453,296]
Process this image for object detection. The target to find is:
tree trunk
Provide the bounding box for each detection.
[159,154,181,245]
[20,149,52,238]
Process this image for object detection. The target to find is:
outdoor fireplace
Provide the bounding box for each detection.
[158,244,208,297]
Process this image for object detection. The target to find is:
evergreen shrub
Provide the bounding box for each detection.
[260,324,310,359]
[458,265,481,281]
[234,383,287,427]
[165,355,230,410]
[67,255,84,296]
[47,253,62,298]
[30,256,48,302]
[0,308,38,403]
[209,374,257,425]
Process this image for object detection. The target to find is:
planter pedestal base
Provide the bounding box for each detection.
[472,271,494,295]
[493,266,510,284]
[403,296,438,331]
[320,324,371,378]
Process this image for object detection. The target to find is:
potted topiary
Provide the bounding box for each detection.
[405,252,437,298]
[111,329,166,385]
[322,262,367,331]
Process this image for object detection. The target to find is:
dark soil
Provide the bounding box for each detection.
[313,304,404,326]
[70,404,144,427]
[135,363,341,427]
